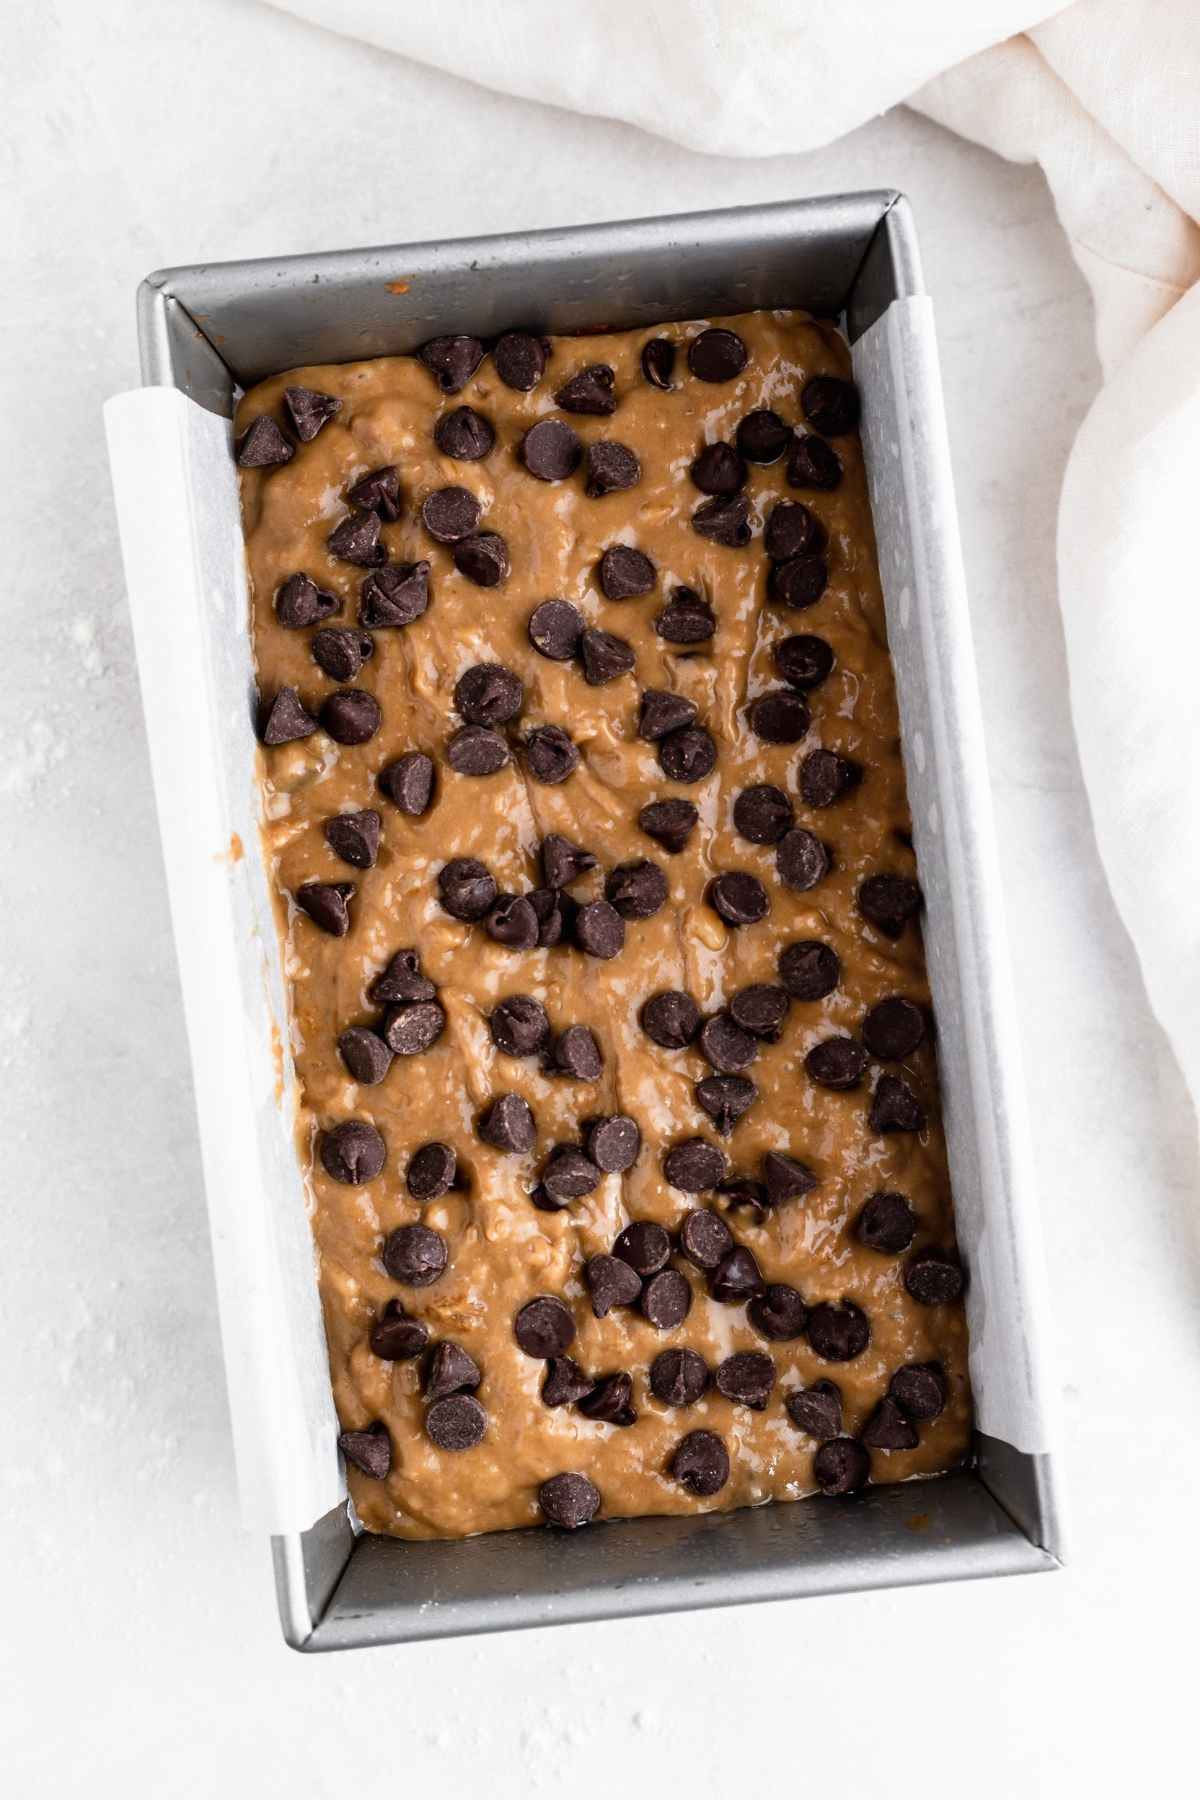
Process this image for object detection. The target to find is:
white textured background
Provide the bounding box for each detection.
[4,2,1197,1793]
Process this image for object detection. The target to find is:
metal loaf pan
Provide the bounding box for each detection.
[132,192,1063,1651]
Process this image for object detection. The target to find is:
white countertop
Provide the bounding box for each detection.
[4,2,1196,1793]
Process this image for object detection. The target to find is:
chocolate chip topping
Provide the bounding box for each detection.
[687,328,748,382]
[658,726,717,783]
[531,886,576,946]
[579,627,636,685]
[556,363,617,415]
[729,984,789,1040]
[858,873,923,938]
[485,889,536,950]
[638,689,697,742]
[438,857,498,921]
[423,1341,481,1403]
[296,881,354,936]
[855,1190,917,1254]
[349,465,402,520]
[641,337,676,389]
[419,335,485,394]
[664,1137,727,1193]
[260,686,317,746]
[382,1222,448,1286]
[801,748,863,808]
[579,1372,637,1427]
[787,433,843,491]
[869,1074,927,1134]
[806,1300,871,1362]
[587,1114,642,1173]
[640,989,701,1049]
[490,994,551,1057]
[455,662,524,726]
[598,544,656,599]
[320,1118,385,1184]
[338,1423,390,1479]
[359,562,430,627]
[709,1245,764,1303]
[890,1362,947,1421]
[585,1254,643,1319]
[447,724,510,776]
[276,572,339,629]
[524,723,580,784]
[521,418,583,482]
[695,1074,758,1136]
[678,1208,733,1271]
[421,485,482,544]
[690,441,747,496]
[654,588,716,644]
[453,532,510,587]
[369,1300,430,1361]
[493,332,547,391]
[605,859,669,920]
[785,1379,843,1440]
[762,1150,818,1207]
[552,1024,604,1081]
[515,1295,576,1358]
[369,948,436,1007]
[813,1437,870,1495]
[586,440,641,497]
[237,415,294,468]
[478,1093,536,1153]
[670,1430,729,1496]
[776,828,831,891]
[862,997,927,1061]
[715,1350,775,1409]
[541,1146,603,1203]
[642,1268,693,1329]
[320,688,381,745]
[574,899,625,959]
[692,495,752,547]
[805,1036,870,1090]
[707,871,769,926]
[862,1397,919,1451]
[650,1348,709,1408]
[378,751,436,815]
[425,1393,487,1451]
[313,626,374,682]
[328,510,386,567]
[768,555,829,610]
[542,1357,593,1408]
[528,597,585,660]
[538,834,595,891]
[736,408,791,464]
[802,375,861,437]
[337,1025,392,1086]
[382,1000,446,1056]
[284,385,340,442]
[609,1221,668,1279]
[718,1175,771,1221]
[406,1140,457,1200]
[779,938,841,1000]
[539,1471,601,1529]
[748,1283,809,1341]
[774,633,835,690]
[747,690,810,744]
[768,502,828,563]
[638,797,698,853]
[698,1012,758,1074]
[904,1250,965,1305]
[733,783,794,845]
[324,808,381,869]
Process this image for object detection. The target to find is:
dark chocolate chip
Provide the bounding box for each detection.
[862,1397,919,1451]
[382,1000,446,1056]
[453,531,510,586]
[650,1347,709,1408]
[769,555,829,610]
[787,433,843,491]
[579,627,636,685]
[671,1429,729,1496]
[419,335,484,394]
[678,1209,733,1271]
[338,1422,390,1479]
[296,881,354,936]
[692,495,752,547]
[541,834,597,889]
[276,572,339,629]
[378,751,436,815]
[779,939,841,1001]
[383,1216,447,1288]
[524,723,579,784]
[642,1268,692,1329]
[638,688,698,741]
[858,873,923,939]
[490,995,550,1057]
[638,797,698,853]
[717,1175,772,1220]
[349,464,402,520]
[729,984,789,1040]
[598,544,656,600]
[805,1036,869,1090]
[806,1300,870,1362]
[284,385,340,442]
[478,1093,536,1153]
[493,332,547,391]
[369,948,436,1007]
[641,337,676,390]
[437,857,498,921]
[613,1220,670,1277]
[407,1140,457,1200]
[890,1362,947,1422]
[320,1118,385,1184]
[556,364,617,415]
[541,1146,603,1203]
[862,997,926,1061]
[455,662,524,727]
[521,419,583,482]
[320,688,381,745]
[574,899,624,959]
[698,1012,758,1074]
[587,1115,641,1173]
[716,1350,774,1409]
[776,828,830,891]
[763,1150,818,1207]
[585,1254,642,1319]
[531,885,577,947]
[764,501,827,562]
[337,1025,392,1085]
[904,1249,964,1305]
[539,1471,601,1529]
[328,511,386,567]
[802,375,861,437]
[695,1075,758,1136]
[856,1190,917,1254]
[515,1295,576,1358]
[736,408,791,464]
[709,1245,765,1303]
[424,1341,481,1402]
[260,686,317,745]
[707,871,769,926]
[658,725,717,782]
[553,1024,604,1080]
[747,690,810,744]
[312,626,374,681]
[426,1393,487,1451]
[447,724,510,776]
[542,1357,593,1407]
[732,783,793,845]
[369,1300,430,1361]
[690,441,747,496]
[654,588,716,644]
[421,485,482,544]
[869,1074,927,1134]
[748,1283,808,1342]
[528,598,585,661]
[775,633,835,690]
[605,859,668,920]
[786,1380,843,1440]
[813,1437,871,1495]
[640,990,701,1049]
[237,416,293,468]
[485,893,540,950]
[664,1138,727,1193]
[801,748,862,808]
[579,1373,637,1427]
[359,561,430,627]
[585,440,641,497]
[687,328,747,383]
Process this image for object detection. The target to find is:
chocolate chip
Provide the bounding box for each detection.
[515,1295,576,1358]
[407,1140,457,1200]
[801,749,862,808]
[426,1393,487,1451]
[539,1471,600,1529]
[296,881,354,936]
[485,894,540,950]
[695,1076,758,1143]
[715,1350,774,1410]
[732,783,793,845]
[320,1118,385,1184]
[707,871,769,926]
[613,1220,670,1277]
[641,337,676,389]
[541,1146,603,1203]
[490,994,550,1057]
[479,1093,536,1153]
[453,662,523,728]
[642,1268,692,1329]
[540,834,596,891]
[654,588,716,644]
[748,1283,808,1342]
[786,1380,843,1439]
[542,1357,593,1407]
[769,555,829,609]
[447,724,510,776]
[528,598,585,659]
[605,859,668,920]
[312,626,374,681]
[687,328,747,383]
[580,627,636,685]
[904,1250,964,1305]
[338,1422,390,1479]
[260,686,317,745]
[553,1024,604,1080]
[692,495,752,547]
[421,485,482,544]
[890,1362,947,1421]
[764,501,826,561]
[678,1209,733,1271]
[638,688,697,741]
[690,441,747,496]
[378,751,436,815]
[775,633,835,690]
[869,1074,927,1134]
[276,572,339,628]
[337,1025,392,1085]
[806,1300,870,1362]
[424,1341,481,1403]
[587,1115,641,1173]
[670,1429,729,1496]
[419,335,484,394]
[524,724,579,784]
[709,1246,765,1303]
[736,408,791,464]
[585,440,641,497]
[237,416,293,468]
[349,465,402,520]
[813,1437,870,1495]
[862,997,926,1061]
[530,885,577,946]
[858,874,923,938]
[776,828,830,892]
[664,1138,727,1193]
[855,1191,917,1254]
[779,939,840,1001]
[718,1175,771,1220]
[521,419,582,481]
[438,857,497,920]
[493,331,547,391]
[802,375,861,436]
[698,1013,757,1074]
[598,544,656,599]
[747,690,810,744]
[382,1000,446,1056]
[284,385,340,442]
[359,562,430,627]
[659,725,717,783]
[579,1373,637,1426]
[369,948,436,1007]
[787,433,843,491]
[574,899,624,958]
[729,984,789,1041]
[640,989,701,1049]
[638,797,698,853]
[763,1150,818,1206]
[328,511,386,567]
[584,1254,642,1319]
[453,532,510,586]
[805,1037,869,1090]
[651,1348,709,1409]
[556,364,616,415]
[862,1397,919,1451]
[370,1301,430,1361]
[320,688,381,745]
[383,1222,448,1286]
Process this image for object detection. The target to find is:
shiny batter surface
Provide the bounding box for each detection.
[237,310,970,1539]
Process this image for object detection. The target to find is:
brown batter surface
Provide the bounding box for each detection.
[236,310,970,1540]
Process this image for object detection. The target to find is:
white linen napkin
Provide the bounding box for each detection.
[269,0,1200,1122]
